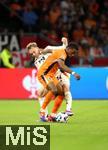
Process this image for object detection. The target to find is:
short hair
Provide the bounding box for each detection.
[26,42,37,50]
[66,42,79,51]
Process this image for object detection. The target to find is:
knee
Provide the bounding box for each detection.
[57,85,64,96]
[58,89,64,96]
[51,88,58,96]
[63,84,69,92]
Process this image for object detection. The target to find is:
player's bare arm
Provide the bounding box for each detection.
[58,59,80,80]
[39,37,68,54]
[40,48,53,54]
[44,37,68,51]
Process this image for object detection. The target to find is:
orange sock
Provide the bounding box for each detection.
[42,91,53,110]
[51,95,63,114]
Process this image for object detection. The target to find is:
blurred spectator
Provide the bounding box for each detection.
[39,15,52,34]
[72,22,84,43]
[60,0,69,10]
[103,0,108,14]
[47,29,61,44]
[103,37,108,57]
[48,5,61,27]
[89,0,99,16]
[81,29,96,46]
[22,3,38,32]
[89,42,105,64]
[84,13,96,30]
[78,43,90,66]
[0,0,108,67]
[99,14,108,29]
[0,45,15,68]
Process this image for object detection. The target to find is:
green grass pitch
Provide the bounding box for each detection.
[0,100,108,150]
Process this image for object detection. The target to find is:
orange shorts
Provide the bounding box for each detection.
[38,73,59,88]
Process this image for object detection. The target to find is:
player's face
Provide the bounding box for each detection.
[28,47,40,58]
[66,48,78,57]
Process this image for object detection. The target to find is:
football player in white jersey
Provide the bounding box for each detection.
[27,37,75,117]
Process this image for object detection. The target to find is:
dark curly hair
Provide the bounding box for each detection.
[66,42,79,51]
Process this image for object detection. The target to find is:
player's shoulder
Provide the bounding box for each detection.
[53,48,65,54]
[52,48,66,60]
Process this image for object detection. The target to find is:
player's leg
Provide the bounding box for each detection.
[63,85,74,116]
[39,77,58,121]
[52,81,64,113]
[41,78,62,111]
[40,76,64,121]
[48,95,64,121]
[40,88,55,122]
[36,78,48,116]
[48,82,64,121]
[61,73,74,116]
[38,97,48,116]
[56,71,73,114]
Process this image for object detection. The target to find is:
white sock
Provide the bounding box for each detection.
[38,97,48,115]
[65,91,72,111]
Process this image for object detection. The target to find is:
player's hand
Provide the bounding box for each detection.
[61,37,68,46]
[74,73,80,80]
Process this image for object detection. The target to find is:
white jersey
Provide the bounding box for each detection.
[34,53,51,70]
[34,53,51,92]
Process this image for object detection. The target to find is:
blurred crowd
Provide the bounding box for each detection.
[0,0,108,66]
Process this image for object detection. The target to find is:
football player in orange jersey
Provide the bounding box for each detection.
[27,38,71,117]
[26,38,68,98]
[37,42,80,121]
[27,40,80,122]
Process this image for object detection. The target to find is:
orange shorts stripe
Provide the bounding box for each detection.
[38,74,59,88]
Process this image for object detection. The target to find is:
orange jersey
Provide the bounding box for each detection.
[37,48,67,87]
[37,48,67,77]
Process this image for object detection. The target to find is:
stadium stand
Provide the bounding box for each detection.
[0,0,108,67]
